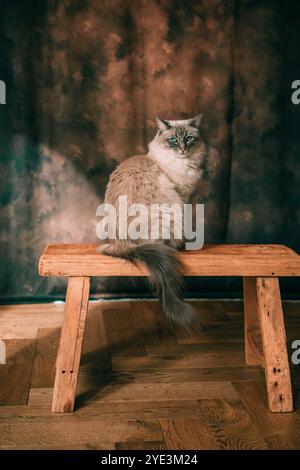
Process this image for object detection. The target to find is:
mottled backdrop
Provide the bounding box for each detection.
[0,0,300,300]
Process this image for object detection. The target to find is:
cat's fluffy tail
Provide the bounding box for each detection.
[103,243,202,333]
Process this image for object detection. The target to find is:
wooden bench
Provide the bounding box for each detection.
[39,243,300,413]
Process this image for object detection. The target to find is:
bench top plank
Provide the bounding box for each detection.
[39,243,300,277]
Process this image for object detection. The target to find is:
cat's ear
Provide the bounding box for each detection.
[155,117,170,131]
[188,114,203,129]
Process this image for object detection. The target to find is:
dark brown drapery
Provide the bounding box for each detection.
[1,0,300,300]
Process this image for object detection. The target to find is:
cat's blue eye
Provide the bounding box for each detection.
[168,136,177,144]
[186,136,194,142]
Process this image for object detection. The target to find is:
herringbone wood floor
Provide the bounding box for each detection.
[0,300,300,449]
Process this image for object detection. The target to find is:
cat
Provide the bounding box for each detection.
[99,114,206,331]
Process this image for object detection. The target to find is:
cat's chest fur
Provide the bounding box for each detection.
[163,157,201,198]
[148,143,204,200]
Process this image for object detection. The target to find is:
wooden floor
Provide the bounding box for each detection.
[0,299,300,450]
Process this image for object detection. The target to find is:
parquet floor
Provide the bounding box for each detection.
[0,299,300,450]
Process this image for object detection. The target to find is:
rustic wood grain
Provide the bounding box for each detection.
[38,243,296,415]
[77,367,263,386]
[256,277,293,412]
[144,339,243,355]
[0,419,162,448]
[243,277,262,366]
[0,443,116,450]
[31,328,60,387]
[234,381,300,449]
[80,307,111,371]
[52,276,91,412]
[111,352,246,370]
[0,339,35,406]
[1,300,300,449]
[74,381,238,403]
[198,398,268,449]
[189,300,230,325]
[0,303,63,339]
[39,243,300,277]
[174,318,244,344]
[115,440,166,450]
[106,327,146,357]
[160,416,218,450]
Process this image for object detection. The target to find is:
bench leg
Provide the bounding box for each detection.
[243,277,261,366]
[52,276,91,412]
[256,277,293,412]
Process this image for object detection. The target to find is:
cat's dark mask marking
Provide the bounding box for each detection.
[155,114,203,155]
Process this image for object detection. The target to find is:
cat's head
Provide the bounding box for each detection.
[154,114,203,159]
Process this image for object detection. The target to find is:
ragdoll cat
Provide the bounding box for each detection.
[100,114,206,330]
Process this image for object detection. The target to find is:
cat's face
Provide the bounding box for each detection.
[155,114,203,159]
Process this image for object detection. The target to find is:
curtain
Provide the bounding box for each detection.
[0,0,300,300]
